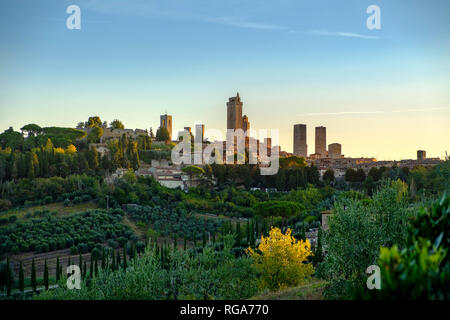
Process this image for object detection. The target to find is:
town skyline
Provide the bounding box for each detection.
[1,0,449,160]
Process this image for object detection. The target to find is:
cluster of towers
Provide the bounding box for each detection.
[293,124,342,159]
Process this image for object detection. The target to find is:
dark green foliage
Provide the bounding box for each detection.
[18,262,24,292]
[31,258,36,293]
[37,235,259,300]
[44,260,49,290]
[0,209,131,256]
[367,193,450,299]
[56,257,60,281]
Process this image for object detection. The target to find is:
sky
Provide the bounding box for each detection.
[0,0,449,160]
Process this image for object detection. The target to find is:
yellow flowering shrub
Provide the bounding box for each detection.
[66,144,77,154]
[246,227,314,290]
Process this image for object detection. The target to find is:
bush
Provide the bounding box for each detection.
[0,199,12,211]
[321,181,411,299]
[247,227,314,291]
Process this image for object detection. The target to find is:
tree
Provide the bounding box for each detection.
[321,182,410,299]
[155,127,170,142]
[19,262,24,292]
[182,165,205,181]
[246,227,314,290]
[56,257,60,282]
[355,168,366,183]
[110,119,125,129]
[5,257,12,296]
[31,258,37,292]
[87,126,103,143]
[86,116,102,128]
[323,169,335,182]
[21,124,42,137]
[345,168,356,182]
[44,259,49,290]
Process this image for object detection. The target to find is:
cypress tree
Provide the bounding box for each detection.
[236,222,241,246]
[202,229,206,247]
[116,250,121,269]
[89,256,93,278]
[19,261,24,292]
[31,258,37,293]
[94,258,98,276]
[79,254,83,275]
[123,246,127,270]
[56,257,60,282]
[112,250,116,271]
[101,249,106,269]
[5,257,11,296]
[132,243,137,260]
[44,259,49,290]
[83,261,87,278]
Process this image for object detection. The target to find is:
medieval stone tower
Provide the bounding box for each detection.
[227,92,243,130]
[293,124,307,158]
[160,114,172,140]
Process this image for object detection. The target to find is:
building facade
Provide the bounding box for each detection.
[293,124,307,158]
[227,93,243,130]
[160,114,173,140]
[328,143,342,159]
[315,126,327,157]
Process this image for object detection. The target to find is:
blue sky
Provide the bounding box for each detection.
[0,0,449,159]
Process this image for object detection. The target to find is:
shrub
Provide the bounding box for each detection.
[247,227,314,290]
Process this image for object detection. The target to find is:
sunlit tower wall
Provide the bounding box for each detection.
[315,126,327,157]
[195,124,205,143]
[328,143,342,159]
[242,115,250,132]
[417,150,426,161]
[293,124,307,158]
[160,114,172,140]
[227,93,243,130]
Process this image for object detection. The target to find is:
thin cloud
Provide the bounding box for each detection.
[302,107,450,117]
[299,29,379,39]
[204,16,287,30]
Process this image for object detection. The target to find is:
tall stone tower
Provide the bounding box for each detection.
[315,126,326,157]
[195,124,205,143]
[160,114,172,140]
[417,150,426,161]
[227,93,243,130]
[242,115,250,132]
[293,124,307,158]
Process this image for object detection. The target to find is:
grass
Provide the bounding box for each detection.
[251,279,327,300]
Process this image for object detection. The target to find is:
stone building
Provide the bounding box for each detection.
[417,150,426,161]
[328,143,342,159]
[227,93,243,130]
[242,115,250,132]
[160,114,172,140]
[315,126,327,157]
[293,124,307,158]
[195,124,205,143]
